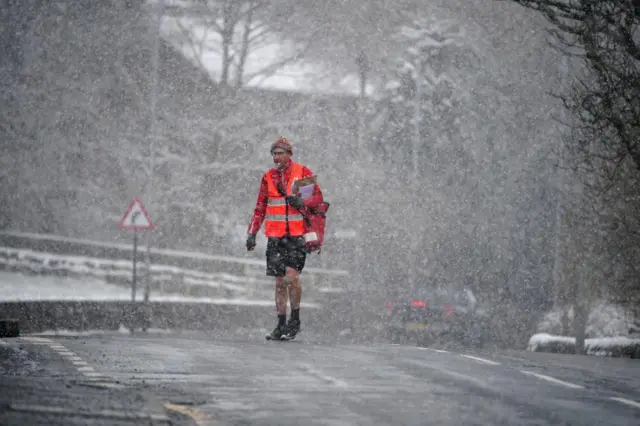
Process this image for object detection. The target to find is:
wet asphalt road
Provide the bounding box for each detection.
[2,330,639,425]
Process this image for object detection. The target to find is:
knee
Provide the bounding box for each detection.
[275,278,287,292]
[286,269,301,287]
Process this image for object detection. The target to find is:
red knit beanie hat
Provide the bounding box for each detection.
[270,136,293,154]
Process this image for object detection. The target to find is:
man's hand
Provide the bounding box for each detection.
[286,195,304,210]
[246,233,257,251]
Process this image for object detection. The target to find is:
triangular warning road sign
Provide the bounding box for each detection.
[120,197,154,230]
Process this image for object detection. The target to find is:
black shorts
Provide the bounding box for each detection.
[266,237,307,277]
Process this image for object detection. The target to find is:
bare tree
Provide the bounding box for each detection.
[503,0,640,341]
[164,0,311,88]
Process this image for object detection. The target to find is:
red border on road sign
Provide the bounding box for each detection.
[120,197,155,230]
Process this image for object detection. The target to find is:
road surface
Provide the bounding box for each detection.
[1,330,639,425]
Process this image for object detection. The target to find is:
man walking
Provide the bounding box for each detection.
[246,137,324,340]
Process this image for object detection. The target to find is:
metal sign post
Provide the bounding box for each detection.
[132,228,138,302]
[120,198,155,332]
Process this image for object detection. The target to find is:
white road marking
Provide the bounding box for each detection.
[18,338,119,388]
[520,370,585,389]
[8,404,169,422]
[83,372,109,377]
[298,364,348,388]
[418,347,449,354]
[610,397,640,409]
[461,354,500,366]
[402,358,496,391]
[77,366,95,372]
[19,337,52,343]
[83,382,125,390]
[0,339,8,346]
[84,375,112,381]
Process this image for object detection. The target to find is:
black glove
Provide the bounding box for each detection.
[286,195,304,209]
[246,233,256,251]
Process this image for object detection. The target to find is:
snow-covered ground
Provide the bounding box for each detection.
[0,271,320,308]
[528,333,640,357]
[0,246,263,294]
[0,244,344,300]
[537,300,638,338]
[530,301,639,357]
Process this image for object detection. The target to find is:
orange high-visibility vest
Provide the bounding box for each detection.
[264,162,306,237]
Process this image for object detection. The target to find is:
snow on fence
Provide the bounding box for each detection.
[0,246,277,299]
[0,231,349,297]
[527,333,640,359]
[0,230,349,276]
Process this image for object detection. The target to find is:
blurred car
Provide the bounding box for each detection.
[383,287,486,348]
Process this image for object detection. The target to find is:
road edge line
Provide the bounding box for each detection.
[460,354,500,365]
[520,370,585,389]
[610,397,640,409]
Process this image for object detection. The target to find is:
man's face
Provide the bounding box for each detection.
[272,149,290,170]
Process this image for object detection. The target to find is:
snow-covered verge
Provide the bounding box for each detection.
[529,301,640,358]
[537,300,638,338]
[0,246,271,300]
[0,231,349,297]
[528,333,640,359]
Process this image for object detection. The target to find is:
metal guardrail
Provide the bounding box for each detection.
[0,231,349,297]
[0,246,274,299]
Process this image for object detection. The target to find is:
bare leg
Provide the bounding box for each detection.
[286,267,301,310]
[275,276,288,315]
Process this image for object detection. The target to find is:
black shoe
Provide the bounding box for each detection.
[266,325,286,340]
[282,319,300,340]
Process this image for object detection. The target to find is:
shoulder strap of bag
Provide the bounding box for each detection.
[269,169,287,197]
[272,168,329,218]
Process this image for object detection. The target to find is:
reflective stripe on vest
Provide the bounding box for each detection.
[265,214,304,221]
[264,162,306,237]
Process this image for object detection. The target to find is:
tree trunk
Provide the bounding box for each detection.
[561,305,571,335]
[355,50,369,150]
[349,50,369,333]
[220,2,234,86]
[235,1,255,88]
[573,302,588,355]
